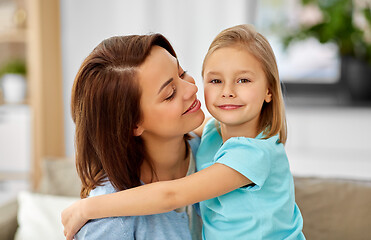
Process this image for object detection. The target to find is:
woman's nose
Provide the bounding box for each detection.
[182,80,198,100]
[183,74,195,84]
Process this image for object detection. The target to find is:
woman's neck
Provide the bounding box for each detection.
[220,120,259,143]
[140,134,189,184]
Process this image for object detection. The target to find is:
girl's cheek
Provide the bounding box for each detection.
[204,88,213,99]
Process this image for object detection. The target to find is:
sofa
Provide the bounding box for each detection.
[1,158,371,240]
[0,158,80,240]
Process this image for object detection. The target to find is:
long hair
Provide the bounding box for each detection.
[202,24,287,144]
[71,34,177,198]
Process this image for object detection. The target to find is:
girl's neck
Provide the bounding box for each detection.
[220,120,259,143]
[140,134,189,184]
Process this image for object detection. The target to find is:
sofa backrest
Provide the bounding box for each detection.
[294,177,371,240]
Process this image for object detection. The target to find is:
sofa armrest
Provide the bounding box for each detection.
[0,199,18,240]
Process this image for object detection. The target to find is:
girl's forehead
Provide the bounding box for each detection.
[205,47,259,67]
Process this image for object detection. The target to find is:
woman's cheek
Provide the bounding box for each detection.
[159,102,181,120]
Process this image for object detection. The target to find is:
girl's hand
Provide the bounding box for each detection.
[61,199,88,240]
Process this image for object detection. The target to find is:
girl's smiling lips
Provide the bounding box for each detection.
[183,99,201,115]
[218,104,244,110]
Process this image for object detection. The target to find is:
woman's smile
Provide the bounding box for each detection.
[183,99,201,115]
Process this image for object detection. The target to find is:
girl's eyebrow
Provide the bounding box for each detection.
[205,70,255,76]
[204,71,221,76]
[237,70,255,76]
[158,78,173,94]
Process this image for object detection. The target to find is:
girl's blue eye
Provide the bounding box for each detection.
[238,78,250,83]
[210,79,222,84]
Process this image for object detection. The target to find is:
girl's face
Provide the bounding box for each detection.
[135,46,204,138]
[203,46,272,130]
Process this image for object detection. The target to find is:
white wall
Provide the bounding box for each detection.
[285,106,371,180]
[60,0,256,156]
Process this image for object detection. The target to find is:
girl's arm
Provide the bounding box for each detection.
[62,163,252,239]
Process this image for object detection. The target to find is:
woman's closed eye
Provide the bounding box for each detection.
[179,70,187,79]
[164,69,187,101]
[165,85,177,101]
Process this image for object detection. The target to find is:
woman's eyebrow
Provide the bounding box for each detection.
[158,78,173,94]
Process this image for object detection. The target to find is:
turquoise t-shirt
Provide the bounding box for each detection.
[196,119,305,240]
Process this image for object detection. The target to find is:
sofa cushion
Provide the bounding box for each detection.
[0,199,18,240]
[15,191,79,240]
[38,157,81,197]
[294,177,371,240]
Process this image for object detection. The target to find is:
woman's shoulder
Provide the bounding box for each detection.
[78,182,136,239]
[76,211,193,240]
[88,180,116,197]
[75,216,135,240]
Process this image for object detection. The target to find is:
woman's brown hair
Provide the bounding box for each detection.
[71,34,177,198]
[202,24,287,144]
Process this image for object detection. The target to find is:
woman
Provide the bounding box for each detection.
[66,33,205,239]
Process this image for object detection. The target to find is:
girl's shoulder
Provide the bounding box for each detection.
[221,134,281,155]
[201,118,220,139]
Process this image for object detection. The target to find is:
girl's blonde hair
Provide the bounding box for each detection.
[202,24,287,144]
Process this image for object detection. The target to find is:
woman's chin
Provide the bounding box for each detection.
[188,110,205,132]
[195,110,205,125]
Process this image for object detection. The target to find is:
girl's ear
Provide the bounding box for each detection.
[265,88,272,103]
[133,125,144,136]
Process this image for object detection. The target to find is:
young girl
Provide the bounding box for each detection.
[62,25,305,239]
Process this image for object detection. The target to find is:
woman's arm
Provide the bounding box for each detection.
[62,163,251,239]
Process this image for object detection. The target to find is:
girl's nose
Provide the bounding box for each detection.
[221,85,236,98]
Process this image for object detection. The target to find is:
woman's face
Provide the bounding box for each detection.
[135,46,204,139]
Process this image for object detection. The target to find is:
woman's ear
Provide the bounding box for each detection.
[265,88,272,103]
[133,125,144,136]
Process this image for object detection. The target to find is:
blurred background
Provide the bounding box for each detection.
[0,0,370,239]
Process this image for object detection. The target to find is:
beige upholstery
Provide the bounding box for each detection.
[295,177,371,240]
[0,200,17,240]
[0,157,80,240]
[37,157,81,197]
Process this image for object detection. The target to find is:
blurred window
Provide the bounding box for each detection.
[256,0,341,84]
